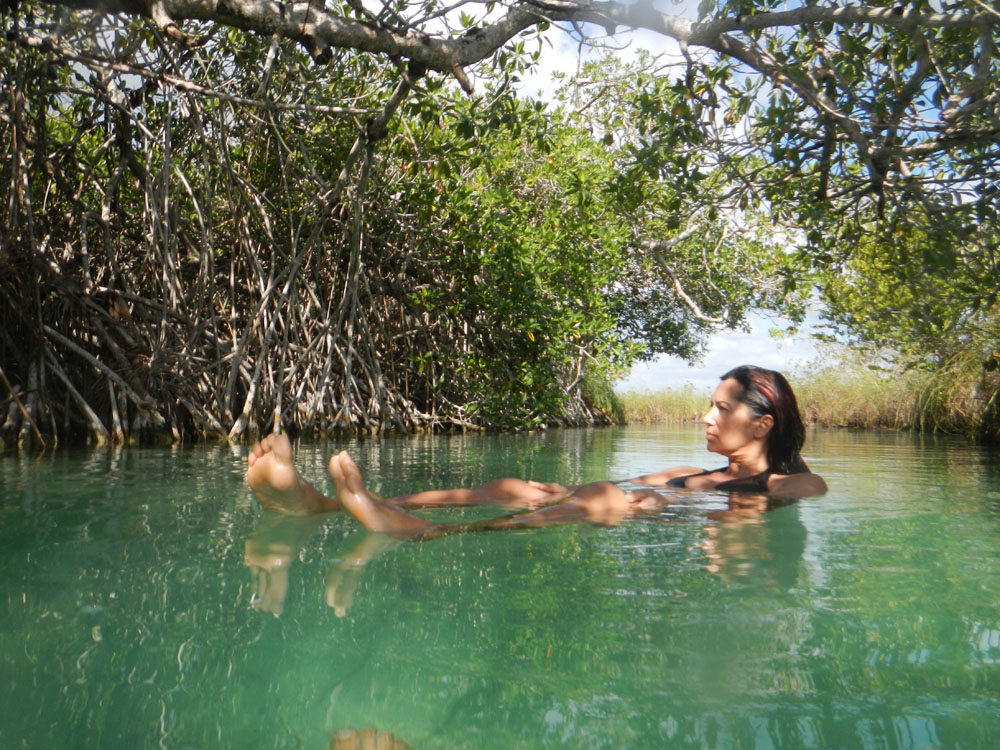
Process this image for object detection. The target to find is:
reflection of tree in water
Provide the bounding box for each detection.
[812,428,1000,502]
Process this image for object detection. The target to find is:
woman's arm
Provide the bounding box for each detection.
[628,466,705,486]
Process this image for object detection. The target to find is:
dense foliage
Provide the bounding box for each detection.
[803,226,1000,440]
[1,11,788,446]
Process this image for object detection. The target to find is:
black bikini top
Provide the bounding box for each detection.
[666,467,774,493]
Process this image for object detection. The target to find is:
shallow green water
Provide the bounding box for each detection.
[2,426,1000,749]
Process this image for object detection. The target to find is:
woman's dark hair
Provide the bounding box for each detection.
[720,365,808,474]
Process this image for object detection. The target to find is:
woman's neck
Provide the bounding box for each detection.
[724,446,769,477]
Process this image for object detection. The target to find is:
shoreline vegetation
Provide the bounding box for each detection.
[5,359,998,452]
[3,12,997,453]
[619,359,1000,444]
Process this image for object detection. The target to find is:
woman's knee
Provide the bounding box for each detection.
[483,478,533,496]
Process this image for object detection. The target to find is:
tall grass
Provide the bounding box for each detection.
[618,334,1000,441]
[791,363,929,430]
[915,352,1000,442]
[619,352,1000,441]
[619,384,708,424]
[618,350,933,431]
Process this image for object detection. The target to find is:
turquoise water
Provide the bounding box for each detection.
[2,426,1000,749]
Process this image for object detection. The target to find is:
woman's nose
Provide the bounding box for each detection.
[701,408,715,425]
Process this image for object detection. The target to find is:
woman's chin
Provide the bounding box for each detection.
[705,442,728,457]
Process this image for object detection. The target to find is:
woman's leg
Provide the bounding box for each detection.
[248,433,565,516]
[389,478,570,509]
[328,452,671,538]
[327,451,436,534]
[247,433,340,515]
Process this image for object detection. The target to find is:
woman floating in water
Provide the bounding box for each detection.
[246,365,827,538]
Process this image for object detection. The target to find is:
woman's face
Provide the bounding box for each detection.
[702,378,770,457]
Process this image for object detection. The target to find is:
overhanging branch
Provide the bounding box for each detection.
[35,0,999,73]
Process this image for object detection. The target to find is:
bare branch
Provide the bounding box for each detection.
[34,0,996,72]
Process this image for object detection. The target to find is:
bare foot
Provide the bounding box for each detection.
[247,433,338,515]
[328,451,434,536]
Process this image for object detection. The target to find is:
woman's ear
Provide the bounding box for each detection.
[754,414,774,439]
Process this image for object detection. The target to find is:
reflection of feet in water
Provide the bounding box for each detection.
[247,433,337,515]
[245,513,397,617]
[324,563,362,618]
[330,727,409,750]
[244,514,322,615]
[328,451,434,536]
[325,534,400,617]
[247,559,290,616]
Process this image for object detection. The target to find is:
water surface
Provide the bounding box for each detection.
[2,426,999,749]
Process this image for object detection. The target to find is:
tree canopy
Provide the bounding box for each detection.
[22,0,1000,236]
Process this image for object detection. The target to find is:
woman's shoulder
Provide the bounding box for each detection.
[765,469,827,498]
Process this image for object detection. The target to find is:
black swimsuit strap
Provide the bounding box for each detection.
[714,469,773,493]
[668,467,772,492]
[666,467,729,488]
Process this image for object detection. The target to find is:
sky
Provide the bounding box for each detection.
[514,12,690,100]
